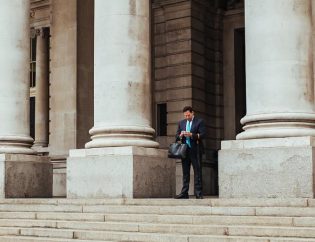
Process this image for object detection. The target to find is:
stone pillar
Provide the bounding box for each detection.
[67,0,175,198]
[219,0,315,198]
[0,1,52,198]
[33,28,49,148]
[0,0,34,154]
[237,0,315,140]
[85,0,158,149]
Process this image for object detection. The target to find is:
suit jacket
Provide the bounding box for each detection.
[176,117,206,154]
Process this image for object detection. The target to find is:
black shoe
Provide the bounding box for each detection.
[196,195,203,199]
[175,193,189,199]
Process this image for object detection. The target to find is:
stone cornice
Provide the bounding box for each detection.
[152,0,189,8]
[30,0,51,28]
[31,0,51,10]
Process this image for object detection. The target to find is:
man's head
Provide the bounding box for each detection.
[183,106,194,121]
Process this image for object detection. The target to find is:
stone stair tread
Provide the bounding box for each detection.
[0,218,311,229]
[0,198,313,207]
[0,199,315,241]
[0,235,113,242]
[104,213,295,226]
[46,229,315,242]
[1,222,315,238]
[1,204,315,217]
[50,213,297,227]
[81,205,311,217]
[1,211,314,227]
[0,234,315,242]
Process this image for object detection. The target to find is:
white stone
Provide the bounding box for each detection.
[0,0,34,153]
[86,0,158,148]
[237,0,315,139]
[222,136,315,150]
[34,28,49,147]
[67,146,176,198]
[52,167,66,198]
[219,137,315,198]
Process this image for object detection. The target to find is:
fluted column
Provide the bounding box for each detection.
[34,28,49,147]
[0,0,35,154]
[237,0,315,140]
[85,0,158,148]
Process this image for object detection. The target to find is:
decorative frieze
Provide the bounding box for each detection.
[30,0,51,28]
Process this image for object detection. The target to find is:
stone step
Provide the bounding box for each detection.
[1,205,315,217]
[0,220,315,238]
[0,211,105,221]
[14,227,315,242]
[0,212,298,227]
[1,211,315,228]
[0,236,110,242]
[104,213,295,226]
[0,198,313,207]
[0,217,303,232]
[0,199,314,242]
[82,205,315,217]
[0,235,314,242]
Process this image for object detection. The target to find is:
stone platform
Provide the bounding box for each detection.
[67,147,176,198]
[0,154,52,198]
[219,136,315,198]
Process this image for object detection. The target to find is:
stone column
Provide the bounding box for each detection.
[0,0,34,154]
[0,1,52,198]
[85,0,158,149]
[237,0,315,140]
[33,28,49,147]
[67,0,175,198]
[219,0,315,198]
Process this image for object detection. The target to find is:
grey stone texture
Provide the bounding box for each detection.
[219,137,315,198]
[67,147,176,198]
[0,154,52,198]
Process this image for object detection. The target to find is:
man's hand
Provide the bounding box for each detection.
[183,131,192,137]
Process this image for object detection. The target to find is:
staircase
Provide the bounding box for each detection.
[0,198,313,241]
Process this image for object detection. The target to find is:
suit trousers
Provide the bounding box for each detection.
[180,147,202,196]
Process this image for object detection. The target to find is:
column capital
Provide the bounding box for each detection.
[33,27,49,38]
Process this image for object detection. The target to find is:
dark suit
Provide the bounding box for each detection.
[176,117,206,197]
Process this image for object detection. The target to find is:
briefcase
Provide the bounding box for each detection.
[168,142,187,159]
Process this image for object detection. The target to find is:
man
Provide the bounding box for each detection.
[175,106,206,199]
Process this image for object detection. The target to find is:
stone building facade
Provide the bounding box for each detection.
[24,0,246,197]
[5,0,312,199]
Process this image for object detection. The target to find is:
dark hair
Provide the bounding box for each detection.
[182,106,193,113]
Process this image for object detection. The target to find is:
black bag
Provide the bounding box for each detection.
[168,142,188,159]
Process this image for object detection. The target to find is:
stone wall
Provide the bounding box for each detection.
[50,0,77,157]
[76,0,94,149]
[31,0,94,197]
[30,0,51,28]
[29,0,241,197]
[191,0,224,195]
[152,0,224,195]
[153,0,193,148]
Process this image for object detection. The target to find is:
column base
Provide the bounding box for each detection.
[237,113,315,140]
[85,126,159,148]
[0,135,35,154]
[0,154,52,198]
[219,136,315,198]
[67,146,176,198]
